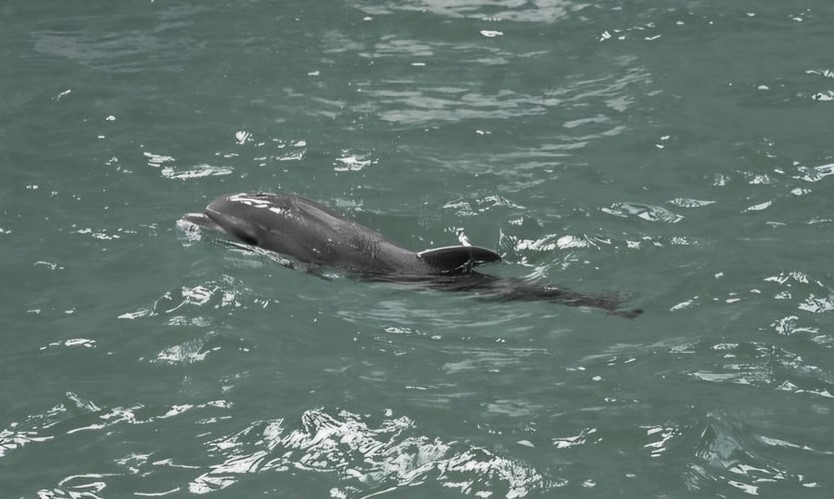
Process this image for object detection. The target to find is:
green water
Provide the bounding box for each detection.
[2,1,833,497]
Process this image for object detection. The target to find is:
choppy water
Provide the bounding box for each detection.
[2,1,833,497]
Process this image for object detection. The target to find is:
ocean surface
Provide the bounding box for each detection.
[2,1,833,497]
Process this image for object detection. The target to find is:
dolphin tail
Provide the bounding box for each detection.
[409,272,643,318]
[482,278,643,318]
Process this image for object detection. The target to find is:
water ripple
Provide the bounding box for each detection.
[687,411,821,495]
[361,63,649,127]
[601,202,683,224]
[118,275,275,323]
[689,342,834,401]
[31,5,205,74]
[189,408,547,497]
[763,271,834,319]
[443,194,525,217]
[354,0,584,24]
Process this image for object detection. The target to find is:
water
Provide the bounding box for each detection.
[2,1,833,497]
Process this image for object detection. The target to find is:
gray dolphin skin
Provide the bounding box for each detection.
[182,192,642,318]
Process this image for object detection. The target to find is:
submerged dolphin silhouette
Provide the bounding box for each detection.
[181,192,642,318]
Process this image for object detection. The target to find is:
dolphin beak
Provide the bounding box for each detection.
[180,212,224,232]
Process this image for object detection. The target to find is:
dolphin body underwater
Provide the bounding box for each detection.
[181,192,642,318]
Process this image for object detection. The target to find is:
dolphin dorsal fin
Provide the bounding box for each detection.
[417,245,501,273]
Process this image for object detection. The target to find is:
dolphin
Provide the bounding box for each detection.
[181,192,642,318]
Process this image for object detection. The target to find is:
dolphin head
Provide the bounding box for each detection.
[203,192,279,247]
